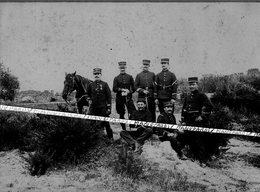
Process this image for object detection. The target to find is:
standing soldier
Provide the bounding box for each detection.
[134,59,156,122]
[181,77,213,166]
[154,58,177,114]
[113,61,136,130]
[86,68,113,140]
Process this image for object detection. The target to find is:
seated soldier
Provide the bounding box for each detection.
[120,98,153,153]
[157,101,187,160]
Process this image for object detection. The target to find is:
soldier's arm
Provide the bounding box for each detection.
[105,82,112,110]
[134,74,142,93]
[86,83,92,100]
[146,111,153,122]
[157,114,165,124]
[201,94,213,117]
[112,77,120,93]
[171,73,177,100]
[152,72,156,91]
[129,111,137,128]
[130,75,136,93]
[181,96,187,121]
[155,114,165,135]
[154,74,158,99]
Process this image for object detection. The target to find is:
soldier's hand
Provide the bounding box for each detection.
[155,99,159,105]
[143,90,149,95]
[125,89,130,94]
[106,109,111,115]
[88,99,92,105]
[171,99,176,103]
[195,116,203,122]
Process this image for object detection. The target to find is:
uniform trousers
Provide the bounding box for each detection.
[116,96,136,130]
[120,127,153,146]
[90,107,113,139]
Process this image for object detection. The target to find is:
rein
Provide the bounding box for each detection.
[64,74,90,107]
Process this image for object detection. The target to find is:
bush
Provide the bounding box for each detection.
[111,144,146,180]
[0,108,106,176]
[22,115,104,175]
[0,111,34,151]
[107,143,213,192]
[0,62,20,101]
[146,168,211,192]
[202,75,260,114]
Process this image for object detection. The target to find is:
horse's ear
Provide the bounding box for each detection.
[73,71,76,76]
[65,72,67,76]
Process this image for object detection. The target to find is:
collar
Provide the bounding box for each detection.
[191,90,199,94]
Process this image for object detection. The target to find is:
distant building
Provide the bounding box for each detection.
[247,68,260,77]
[202,73,214,78]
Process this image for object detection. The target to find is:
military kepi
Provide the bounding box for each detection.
[161,58,169,64]
[188,77,198,83]
[118,61,127,68]
[142,59,150,65]
[163,101,173,107]
[93,68,102,74]
[137,97,146,104]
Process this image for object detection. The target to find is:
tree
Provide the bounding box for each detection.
[0,62,20,101]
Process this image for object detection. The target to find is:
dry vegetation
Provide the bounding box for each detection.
[0,73,260,191]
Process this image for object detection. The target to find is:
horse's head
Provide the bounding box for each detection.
[62,71,77,101]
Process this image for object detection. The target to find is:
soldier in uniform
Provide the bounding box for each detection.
[86,68,113,140]
[113,61,136,130]
[154,58,177,114]
[134,59,156,122]
[156,101,187,160]
[120,98,153,153]
[181,77,213,165]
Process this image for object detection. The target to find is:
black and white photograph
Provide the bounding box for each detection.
[0,2,260,191]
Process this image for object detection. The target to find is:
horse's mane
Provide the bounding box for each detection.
[74,74,93,93]
[75,74,92,84]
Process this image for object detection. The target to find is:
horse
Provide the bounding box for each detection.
[62,71,93,114]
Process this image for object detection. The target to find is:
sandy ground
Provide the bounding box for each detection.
[1,138,260,192]
[1,108,260,192]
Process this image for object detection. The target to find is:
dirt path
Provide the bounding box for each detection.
[1,138,260,192]
[144,138,260,192]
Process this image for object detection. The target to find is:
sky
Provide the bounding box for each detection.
[0,3,260,92]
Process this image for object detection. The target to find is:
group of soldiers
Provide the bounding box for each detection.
[86,58,217,166]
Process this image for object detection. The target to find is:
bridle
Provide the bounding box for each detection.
[64,74,88,106]
[63,74,76,106]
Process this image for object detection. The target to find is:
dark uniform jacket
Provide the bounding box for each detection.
[181,90,213,123]
[113,73,135,97]
[87,80,111,109]
[130,110,152,128]
[154,70,177,100]
[134,71,155,98]
[157,112,176,125]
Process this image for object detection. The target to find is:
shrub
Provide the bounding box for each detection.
[106,143,213,192]
[0,111,34,151]
[146,168,211,192]
[0,62,20,101]
[23,150,53,176]
[24,115,104,174]
[111,144,146,180]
